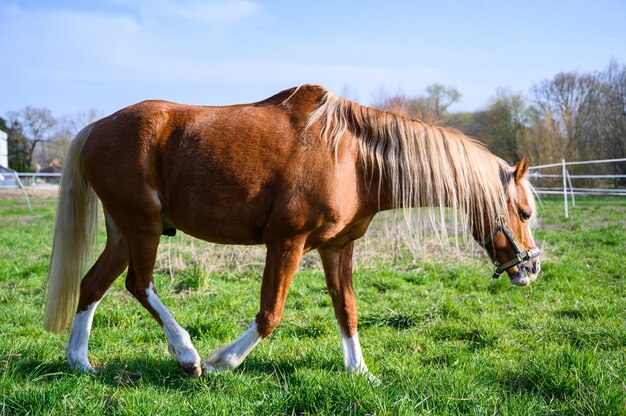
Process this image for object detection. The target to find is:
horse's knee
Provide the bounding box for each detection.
[124,274,147,300]
[255,311,281,338]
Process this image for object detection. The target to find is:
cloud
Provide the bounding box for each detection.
[108,0,261,26]
[0,0,445,114]
[0,0,267,113]
[161,0,260,25]
[0,5,144,79]
[0,1,266,89]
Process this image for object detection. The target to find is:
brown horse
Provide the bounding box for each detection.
[43,85,540,380]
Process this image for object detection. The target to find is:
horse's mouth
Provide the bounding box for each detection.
[509,269,539,286]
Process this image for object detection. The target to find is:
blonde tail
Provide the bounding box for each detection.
[44,125,98,333]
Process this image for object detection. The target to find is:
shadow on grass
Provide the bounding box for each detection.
[7,353,340,391]
[490,349,623,414]
[5,358,69,383]
[6,356,200,391]
[239,354,338,377]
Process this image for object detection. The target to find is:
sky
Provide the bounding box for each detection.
[1,0,625,119]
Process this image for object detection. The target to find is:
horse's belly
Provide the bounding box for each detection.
[176,219,264,245]
[163,192,269,245]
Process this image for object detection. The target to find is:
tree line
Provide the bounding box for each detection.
[2,60,624,183]
[373,59,625,186]
[0,108,99,172]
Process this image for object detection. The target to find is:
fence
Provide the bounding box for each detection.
[0,172,62,213]
[528,158,626,218]
[3,160,626,218]
[13,172,62,189]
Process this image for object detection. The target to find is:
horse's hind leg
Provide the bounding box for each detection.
[318,242,380,384]
[67,212,129,372]
[121,217,201,377]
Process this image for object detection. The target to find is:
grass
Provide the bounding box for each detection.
[0,192,624,415]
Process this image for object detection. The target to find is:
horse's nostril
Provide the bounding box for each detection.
[531,261,540,275]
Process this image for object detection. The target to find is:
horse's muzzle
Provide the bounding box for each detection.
[508,260,540,286]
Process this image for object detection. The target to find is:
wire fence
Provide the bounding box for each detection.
[2,158,625,218]
[528,157,626,218]
[0,172,62,213]
[10,172,61,188]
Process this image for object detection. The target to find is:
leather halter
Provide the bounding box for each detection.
[482,216,541,279]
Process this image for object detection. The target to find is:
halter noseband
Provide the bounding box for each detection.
[482,216,541,279]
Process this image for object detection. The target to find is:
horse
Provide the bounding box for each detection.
[43,84,541,381]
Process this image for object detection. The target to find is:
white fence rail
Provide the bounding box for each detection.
[528,157,626,218]
[0,173,61,189]
[2,160,625,218]
[0,173,62,213]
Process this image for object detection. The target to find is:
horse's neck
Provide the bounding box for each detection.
[316,96,504,226]
[358,138,504,229]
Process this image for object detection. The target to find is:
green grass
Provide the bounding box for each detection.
[0,193,624,415]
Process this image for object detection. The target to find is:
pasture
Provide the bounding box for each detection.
[0,192,624,415]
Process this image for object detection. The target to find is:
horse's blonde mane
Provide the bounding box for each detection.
[307,89,520,242]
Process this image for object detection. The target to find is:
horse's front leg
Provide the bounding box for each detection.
[319,242,380,385]
[203,238,304,373]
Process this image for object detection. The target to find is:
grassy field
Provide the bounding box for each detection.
[0,192,624,415]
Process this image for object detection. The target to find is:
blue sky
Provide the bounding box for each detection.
[1,0,625,118]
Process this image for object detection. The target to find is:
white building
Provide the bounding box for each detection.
[0,129,7,168]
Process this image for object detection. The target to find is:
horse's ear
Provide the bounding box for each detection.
[514,157,531,183]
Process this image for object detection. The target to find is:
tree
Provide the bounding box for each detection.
[530,66,625,163]
[0,117,31,171]
[35,109,100,168]
[6,106,56,170]
[527,62,626,185]
[531,71,601,162]
[597,60,626,161]
[371,84,461,122]
[372,93,426,120]
[478,89,529,163]
[422,83,461,119]
[596,59,626,185]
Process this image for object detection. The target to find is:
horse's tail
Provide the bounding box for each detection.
[44,124,98,333]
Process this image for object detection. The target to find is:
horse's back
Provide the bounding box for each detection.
[79,86,359,245]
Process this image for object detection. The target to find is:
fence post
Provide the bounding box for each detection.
[562,159,568,218]
[12,172,33,214]
[566,169,575,207]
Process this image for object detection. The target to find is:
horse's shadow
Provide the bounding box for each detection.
[5,358,68,383]
[239,354,340,378]
[8,354,340,391]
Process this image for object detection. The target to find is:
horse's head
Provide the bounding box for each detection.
[480,157,541,286]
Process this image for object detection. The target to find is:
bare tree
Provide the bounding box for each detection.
[36,109,101,168]
[528,62,626,184]
[597,59,626,184]
[371,84,461,122]
[7,106,57,170]
[531,72,601,162]
[423,83,461,118]
[372,93,427,120]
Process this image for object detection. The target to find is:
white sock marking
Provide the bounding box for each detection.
[67,301,99,372]
[204,323,262,372]
[340,329,381,385]
[341,329,367,372]
[145,283,200,368]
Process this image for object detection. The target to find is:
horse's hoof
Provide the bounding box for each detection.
[365,371,382,387]
[201,363,221,374]
[180,363,202,378]
[67,360,96,374]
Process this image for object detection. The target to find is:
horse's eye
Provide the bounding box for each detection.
[520,211,532,221]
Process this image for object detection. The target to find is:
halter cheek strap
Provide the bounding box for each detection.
[482,218,541,279]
